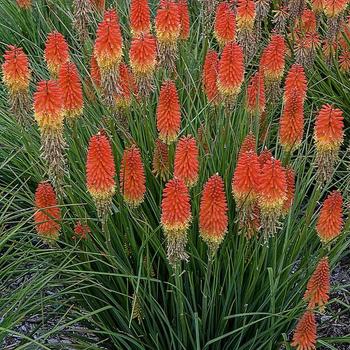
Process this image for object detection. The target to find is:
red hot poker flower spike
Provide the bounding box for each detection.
[120,145,146,207]
[58,61,84,121]
[130,0,151,36]
[291,311,317,350]
[299,9,317,33]
[129,34,157,96]
[214,2,236,47]
[279,93,304,152]
[155,1,181,45]
[34,182,61,241]
[94,9,123,105]
[34,80,66,189]
[232,151,260,204]
[323,0,348,17]
[155,1,181,72]
[130,34,157,78]
[232,150,261,238]
[34,80,64,132]
[284,64,307,102]
[260,34,286,83]
[304,257,330,310]
[316,190,343,243]
[199,174,228,253]
[156,80,181,144]
[94,9,123,72]
[86,131,116,220]
[236,0,256,59]
[2,45,30,94]
[178,0,190,40]
[44,32,69,77]
[218,42,244,106]
[161,178,191,265]
[258,158,287,239]
[203,50,220,105]
[2,45,31,124]
[314,104,344,183]
[314,104,344,152]
[236,0,256,32]
[174,135,199,187]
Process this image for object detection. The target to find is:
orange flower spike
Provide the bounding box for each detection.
[178,0,190,40]
[156,80,181,144]
[17,0,31,9]
[34,80,65,188]
[199,174,228,252]
[314,104,344,182]
[236,0,256,32]
[2,45,31,124]
[214,2,236,47]
[232,150,261,238]
[74,221,91,240]
[232,151,260,204]
[284,64,307,103]
[314,104,344,152]
[259,158,287,212]
[279,94,304,152]
[120,145,146,207]
[94,9,123,72]
[34,80,64,132]
[86,131,116,219]
[152,139,170,181]
[130,34,157,78]
[155,1,181,45]
[161,178,191,264]
[58,62,84,121]
[90,55,101,88]
[34,182,61,240]
[44,32,69,77]
[174,135,199,187]
[203,50,219,104]
[217,42,244,103]
[258,158,287,238]
[130,0,151,36]
[291,311,317,350]
[2,45,30,94]
[260,34,286,83]
[304,257,330,310]
[299,9,317,33]
[316,191,343,243]
[282,167,295,213]
[246,71,265,116]
[323,0,348,17]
